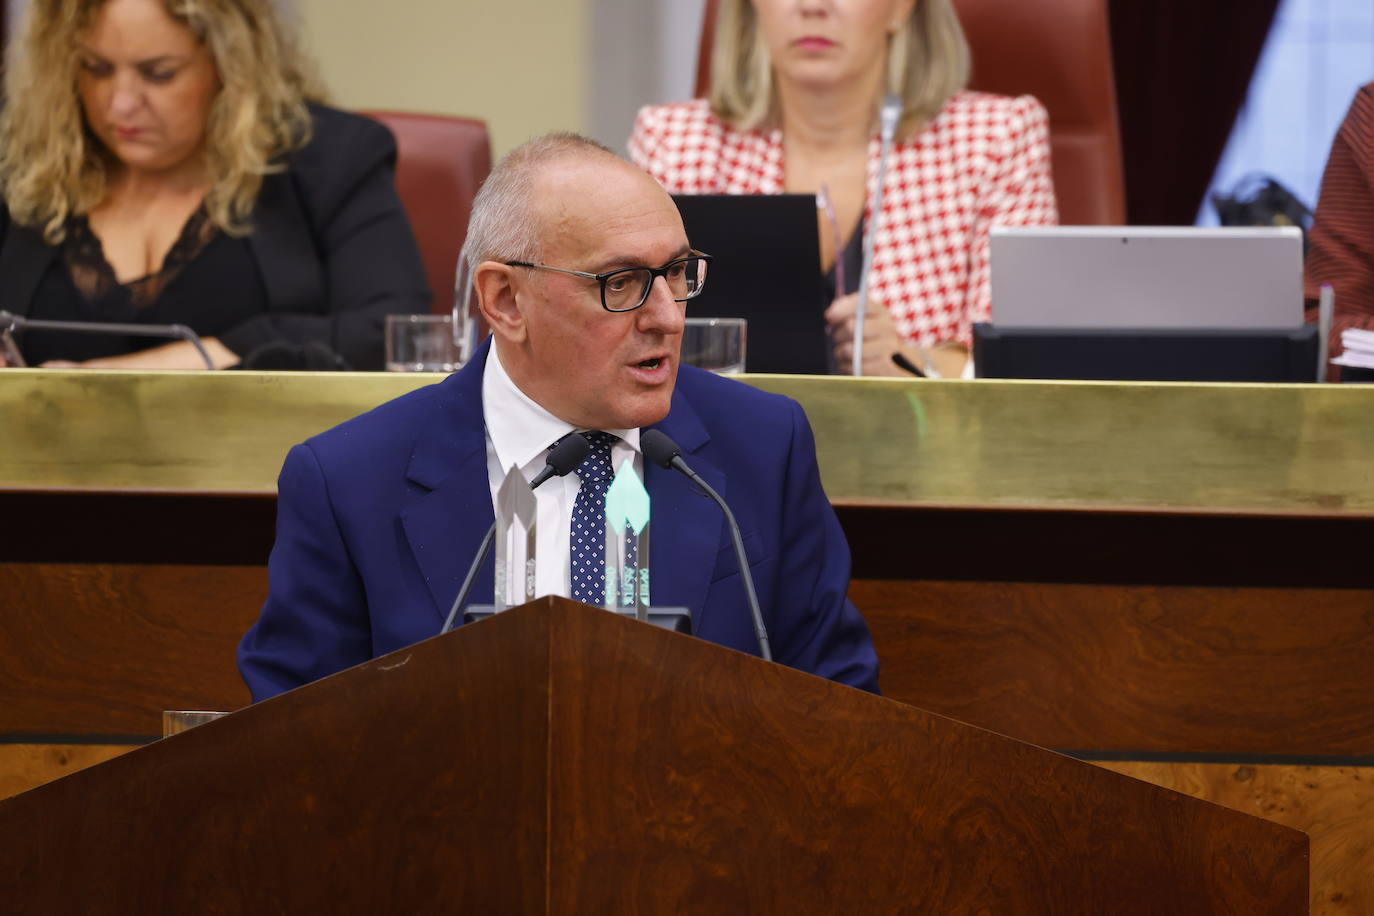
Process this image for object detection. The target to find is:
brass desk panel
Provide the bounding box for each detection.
[4,368,1374,513]
[0,369,434,494]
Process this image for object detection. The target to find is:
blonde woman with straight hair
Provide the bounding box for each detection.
[0,0,427,370]
[630,0,1058,377]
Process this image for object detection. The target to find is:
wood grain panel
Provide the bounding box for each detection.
[1097,761,1374,916]
[856,578,1374,755]
[0,744,137,801]
[0,600,1309,912]
[7,562,1374,762]
[0,563,262,736]
[544,602,1307,913]
[0,602,556,913]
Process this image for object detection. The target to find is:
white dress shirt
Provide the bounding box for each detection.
[482,345,642,602]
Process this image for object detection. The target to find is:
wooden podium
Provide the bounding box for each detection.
[0,598,1306,913]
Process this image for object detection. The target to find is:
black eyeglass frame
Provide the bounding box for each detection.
[505,252,713,313]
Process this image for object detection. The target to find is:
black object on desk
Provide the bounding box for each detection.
[972,323,1319,382]
[673,194,830,375]
[1339,365,1374,383]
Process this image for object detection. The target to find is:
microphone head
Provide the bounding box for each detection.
[640,428,682,469]
[546,432,593,477]
[879,93,903,136]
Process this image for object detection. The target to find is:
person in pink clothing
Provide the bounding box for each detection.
[1305,82,1374,380]
[630,0,1058,377]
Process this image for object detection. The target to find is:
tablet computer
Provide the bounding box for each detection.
[673,194,830,375]
[990,226,1304,329]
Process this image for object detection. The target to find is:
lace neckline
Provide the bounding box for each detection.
[62,207,218,309]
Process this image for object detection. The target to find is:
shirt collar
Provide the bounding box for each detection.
[483,344,640,473]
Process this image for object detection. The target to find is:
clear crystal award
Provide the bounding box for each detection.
[492,465,537,612]
[603,460,650,620]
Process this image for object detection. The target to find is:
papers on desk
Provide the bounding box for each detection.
[1331,328,1374,369]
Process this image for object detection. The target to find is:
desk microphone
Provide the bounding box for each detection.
[0,310,215,369]
[852,93,904,377]
[641,429,772,662]
[439,431,592,634]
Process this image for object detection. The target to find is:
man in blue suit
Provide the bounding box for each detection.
[238,134,879,701]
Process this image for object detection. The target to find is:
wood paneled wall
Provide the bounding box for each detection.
[855,578,1374,756]
[3,492,1372,912]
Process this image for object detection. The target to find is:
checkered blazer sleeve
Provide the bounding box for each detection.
[965,95,1059,328]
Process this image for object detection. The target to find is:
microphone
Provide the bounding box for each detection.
[0,310,215,369]
[439,431,592,634]
[852,92,904,377]
[641,429,772,662]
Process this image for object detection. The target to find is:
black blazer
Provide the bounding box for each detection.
[0,104,430,369]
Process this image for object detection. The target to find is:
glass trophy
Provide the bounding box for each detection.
[603,459,650,620]
[492,465,537,612]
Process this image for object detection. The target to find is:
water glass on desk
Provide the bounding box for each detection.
[385,314,463,372]
[681,317,746,374]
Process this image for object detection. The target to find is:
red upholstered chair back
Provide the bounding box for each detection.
[361,111,494,314]
[692,0,1125,225]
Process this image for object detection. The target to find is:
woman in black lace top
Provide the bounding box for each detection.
[0,0,429,370]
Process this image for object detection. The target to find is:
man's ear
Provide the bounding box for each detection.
[474,261,527,344]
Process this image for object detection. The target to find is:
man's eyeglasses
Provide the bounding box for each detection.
[505,252,712,313]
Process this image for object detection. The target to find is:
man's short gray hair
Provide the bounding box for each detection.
[462,132,621,269]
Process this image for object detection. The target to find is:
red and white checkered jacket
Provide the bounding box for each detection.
[629,92,1058,348]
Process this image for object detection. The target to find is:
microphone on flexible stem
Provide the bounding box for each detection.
[851,93,904,377]
[641,429,772,663]
[0,310,216,369]
[439,431,593,634]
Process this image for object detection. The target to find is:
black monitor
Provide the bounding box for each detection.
[673,194,830,375]
[972,323,1320,383]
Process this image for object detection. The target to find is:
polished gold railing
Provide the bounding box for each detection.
[4,368,1373,513]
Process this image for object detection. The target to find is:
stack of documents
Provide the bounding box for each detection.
[1331,328,1374,369]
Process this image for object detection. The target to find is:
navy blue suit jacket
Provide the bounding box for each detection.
[238,341,879,700]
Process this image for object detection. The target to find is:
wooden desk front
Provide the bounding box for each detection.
[3,370,1370,911]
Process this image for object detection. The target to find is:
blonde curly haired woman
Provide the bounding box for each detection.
[630,0,1058,377]
[0,0,428,369]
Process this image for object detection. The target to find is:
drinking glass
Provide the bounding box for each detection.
[681,317,746,374]
[385,314,463,372]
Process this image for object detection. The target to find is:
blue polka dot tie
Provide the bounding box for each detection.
[570,431,636,605]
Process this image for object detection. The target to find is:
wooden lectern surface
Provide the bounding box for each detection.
[0,599,1307,914]
[542,604,1305,913]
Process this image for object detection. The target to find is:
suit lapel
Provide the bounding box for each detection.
[400,339,495,621]
[644,376,725,627]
